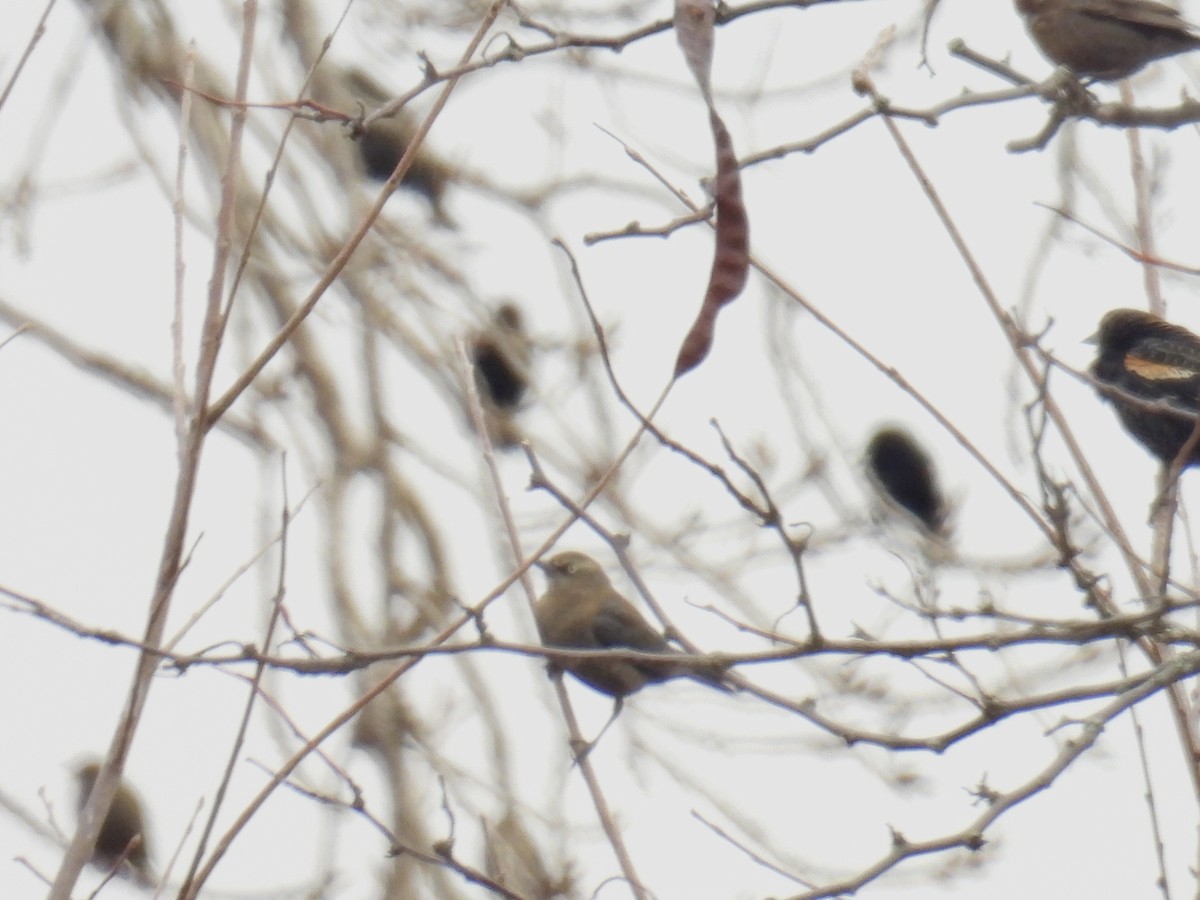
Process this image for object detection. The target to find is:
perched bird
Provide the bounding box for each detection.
[533,550,730,698]
[75,762,151,885]
[472,303,532,411]
[1089,308,1200,467]
[468,303,532,449]
[866,428,948,535]
[1015,0,1200,80]
[344,69,455,222]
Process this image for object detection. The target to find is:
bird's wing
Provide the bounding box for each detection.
[1081,0,1199,33]
[1126,335,1200,383]
[591,601,671,653]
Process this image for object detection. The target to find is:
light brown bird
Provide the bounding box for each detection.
[533,550,730,698]
[1015,0,1200,79]
[75,762,152,885]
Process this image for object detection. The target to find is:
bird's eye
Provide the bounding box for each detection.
[566,562,577,574]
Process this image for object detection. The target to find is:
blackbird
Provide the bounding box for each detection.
[472,303,531,411]
[1089,308,1200,467]
[865,428,948,535]
[468,303,532,449]
[345,69,454,222]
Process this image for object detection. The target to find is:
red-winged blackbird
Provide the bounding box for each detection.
[1015,0,1200,80]
[76,762,152,885]
[1090,308,1200,467]
[534,551,730,698]
[865,428,947,535]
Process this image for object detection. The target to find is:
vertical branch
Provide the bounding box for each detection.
[172,40,196,447]
[177,455,291,895]
[47,2,260,895]
[1121,82,1163,318]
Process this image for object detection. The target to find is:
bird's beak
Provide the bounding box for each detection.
[534,559,550,573]
[1084,329,1099,345]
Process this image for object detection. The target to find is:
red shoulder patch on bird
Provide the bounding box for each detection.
[1124,353,1198,381]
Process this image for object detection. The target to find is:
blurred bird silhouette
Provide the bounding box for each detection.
[75,762,152,886]
[472,303,531,411]
[345,69,455,224]
[470,303,532,449]
[1015,0,1200,79]
[865,427,948,535]
[1089,308,1200,468]
[484,811,575,898]
[534,550,730,698]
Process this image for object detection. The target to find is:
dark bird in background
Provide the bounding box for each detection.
[76,762,152,886]
[344,69,455,223]
[534,550,730,698]
[470,303,532,449]
[1089,308,1200,467]
[1015,0,1200,79]
[472,303,531,411]
[865,428,948,535]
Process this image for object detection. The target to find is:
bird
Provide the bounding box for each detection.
[472,303,532,411]
[865,428,948,535]
[344,69,455,223]
[468,303,532,450]
[1089,308,1200,467]
[1014,0,1200,80]
[75,762,152,885]
[533,550,730,698]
